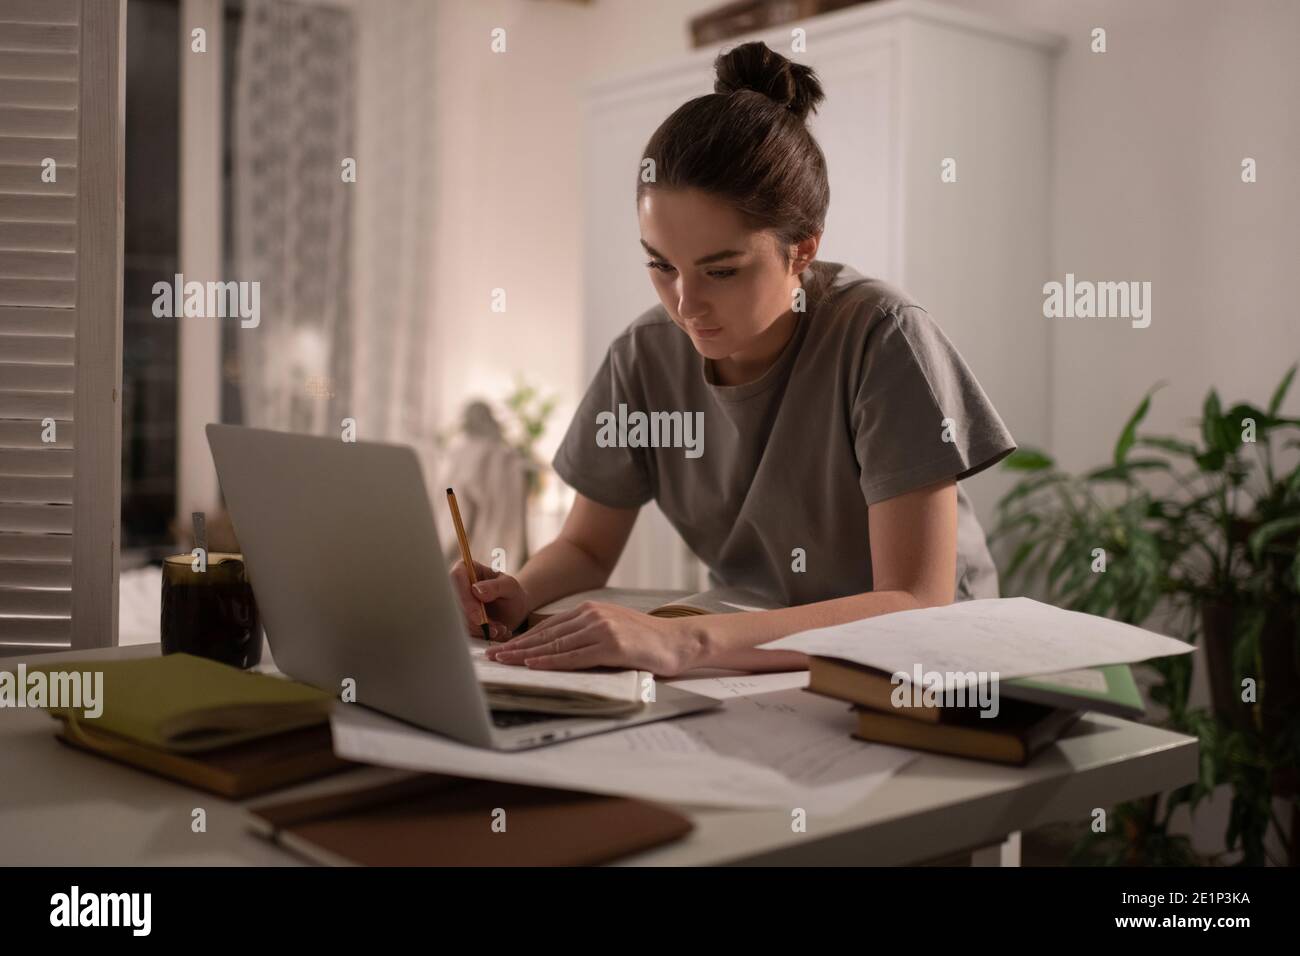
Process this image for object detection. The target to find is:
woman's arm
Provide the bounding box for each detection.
[487,478,958,675]
[514,493,639,611]
[684,478,959,671]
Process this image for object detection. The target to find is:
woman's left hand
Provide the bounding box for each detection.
[485,601,702,676]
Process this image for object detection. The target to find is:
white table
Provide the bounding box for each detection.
[0,644,1198,866]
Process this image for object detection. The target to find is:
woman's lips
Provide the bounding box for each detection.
[689,325,722,339]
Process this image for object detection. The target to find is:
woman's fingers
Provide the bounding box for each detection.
[449,561,483,625]
[488,609,587,655]
[470,576,507,602]
[503,631,598,663]
[491,619,594,662]
[451,561,508,638]
[521,642,610,670]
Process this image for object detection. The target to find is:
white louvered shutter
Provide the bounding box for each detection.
[0,0,124,652]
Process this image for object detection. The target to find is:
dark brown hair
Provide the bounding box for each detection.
[636,41,829,264]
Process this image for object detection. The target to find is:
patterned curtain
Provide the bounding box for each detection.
[232,0,438,449]
[232,0,356,434]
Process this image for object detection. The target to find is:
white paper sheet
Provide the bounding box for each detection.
[666,671,809,699]
[757,597,1194,685]
[330,686,912,814]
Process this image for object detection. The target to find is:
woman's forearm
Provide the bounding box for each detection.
[514,537,613,614]
[685,589,927,671]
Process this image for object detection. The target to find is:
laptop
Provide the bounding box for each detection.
[205,424,720,750]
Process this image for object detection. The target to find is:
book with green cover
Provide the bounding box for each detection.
[26,653,335,752]
[1001,663,1144,719]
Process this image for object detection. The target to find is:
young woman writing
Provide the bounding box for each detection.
[451,41,1016,677]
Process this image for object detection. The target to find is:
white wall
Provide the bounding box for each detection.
[927,0,1300,466]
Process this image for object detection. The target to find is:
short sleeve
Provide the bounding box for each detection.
[551,343,654,509]
[851,306,1017,506]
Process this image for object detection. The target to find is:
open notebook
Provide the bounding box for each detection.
[472,640,651,718]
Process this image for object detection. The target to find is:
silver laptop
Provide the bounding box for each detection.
[205,423,719,750]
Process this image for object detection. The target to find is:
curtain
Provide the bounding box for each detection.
[232,0,439,448]
[232,0,356,435]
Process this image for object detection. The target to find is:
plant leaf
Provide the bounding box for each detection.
[1201,389,1223,450]
[1114,391,1154,467]
[1267,363,1297,417]
[1001,448,1054,471]
[1085,459,1170,483]
[1137,435,1200,458]
[1247,514,1300,562]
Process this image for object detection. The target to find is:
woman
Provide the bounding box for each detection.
[452,41,1016,677]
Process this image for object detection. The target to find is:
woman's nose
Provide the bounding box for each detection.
[676,280,709,321]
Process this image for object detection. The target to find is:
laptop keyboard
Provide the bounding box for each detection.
[491,710,571,729]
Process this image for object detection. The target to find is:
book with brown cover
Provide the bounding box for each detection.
[246,773,694,866]
[852,698,1082,766]
[808,656,947,723]
[809,656,1144,723]
[54,719,358,798]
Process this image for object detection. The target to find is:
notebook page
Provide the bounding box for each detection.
[470,641,645,703]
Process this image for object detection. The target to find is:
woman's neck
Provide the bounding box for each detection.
[712,309,798,386]
[711,273,808,386]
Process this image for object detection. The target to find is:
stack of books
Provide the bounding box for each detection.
[807,658,1145,766]
[29,653,355,797]
[759,597,1195,766]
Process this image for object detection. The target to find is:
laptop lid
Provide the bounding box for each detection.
[205,423,496,746]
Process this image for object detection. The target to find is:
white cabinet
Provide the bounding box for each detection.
[583,0,1061,589]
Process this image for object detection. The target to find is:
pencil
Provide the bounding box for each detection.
[445,487,492,642]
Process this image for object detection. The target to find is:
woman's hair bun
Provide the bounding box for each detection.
[713,41,825,122]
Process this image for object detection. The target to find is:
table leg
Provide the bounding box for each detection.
[970,830,1021,866]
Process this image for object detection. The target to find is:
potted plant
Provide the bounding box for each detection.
[990,364,1300,865]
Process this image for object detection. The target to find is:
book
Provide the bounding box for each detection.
[246,773,694,866]
[29,653,336,752]
[852,699,1083,766]
[807,658,1145,723]
[471,640,651,717]
[526,585,782,627]
[54,719,357,799]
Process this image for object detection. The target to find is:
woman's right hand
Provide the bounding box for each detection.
[449,559,530,642]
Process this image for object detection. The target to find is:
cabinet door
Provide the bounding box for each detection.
[584,73,711,589]
[801,28,898,282]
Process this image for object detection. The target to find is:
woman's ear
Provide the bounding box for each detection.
[790,233,821,273]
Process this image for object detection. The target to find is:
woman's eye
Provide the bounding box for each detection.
[643,261,736,279]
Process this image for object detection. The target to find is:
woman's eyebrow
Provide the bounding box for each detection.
[639,240,744,265]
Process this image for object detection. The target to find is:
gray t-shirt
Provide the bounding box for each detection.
[552,261,1017,606]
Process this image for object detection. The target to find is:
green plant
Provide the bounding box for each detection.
[501,376,557,496]
[991,363,1300,866]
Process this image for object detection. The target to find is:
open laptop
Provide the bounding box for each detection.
[205,424,720,750]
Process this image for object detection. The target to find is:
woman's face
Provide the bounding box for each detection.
[637,187,809,361]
